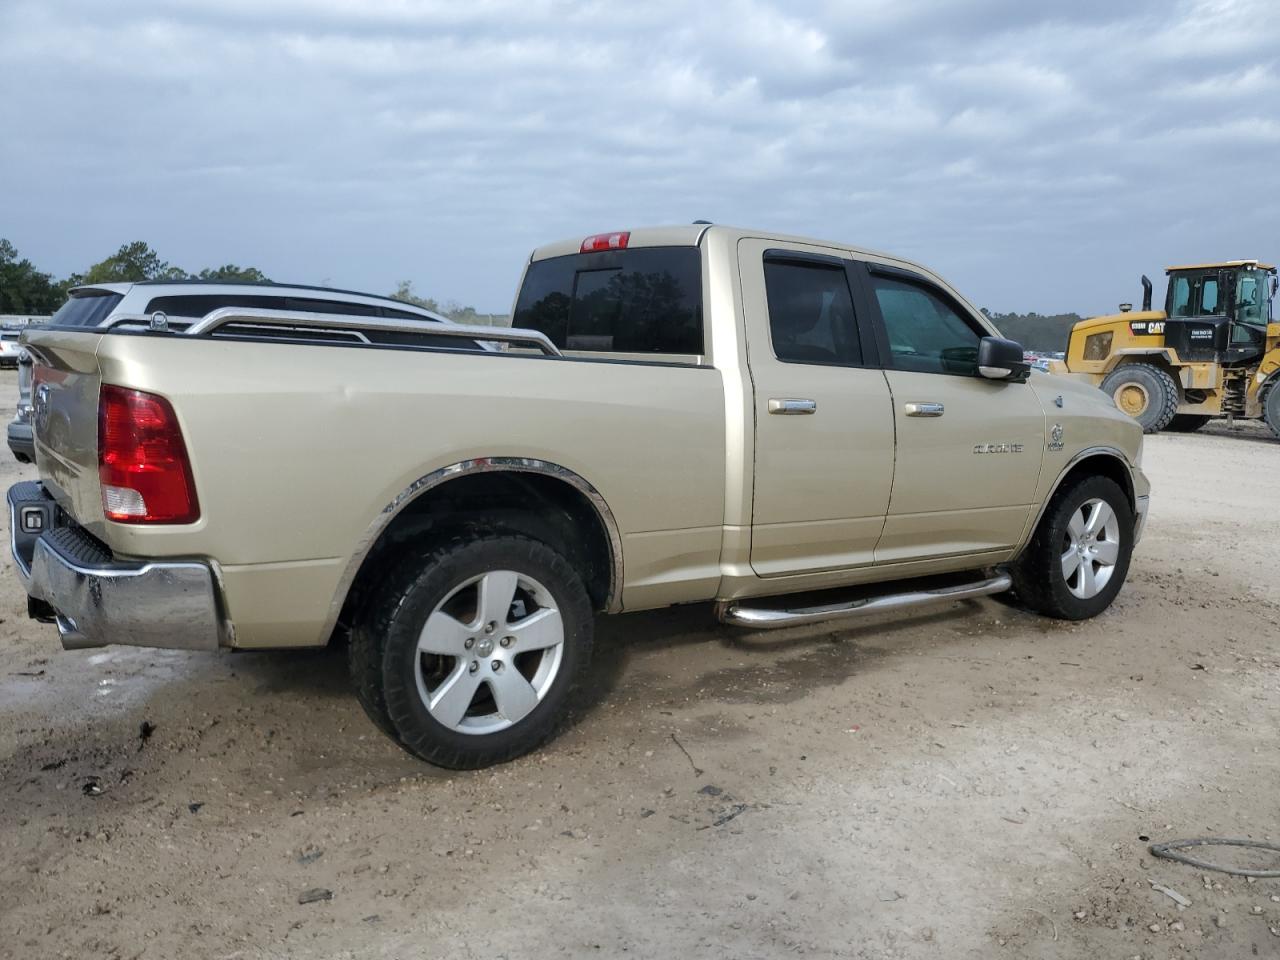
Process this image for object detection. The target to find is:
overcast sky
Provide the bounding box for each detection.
[2,0,1277,315]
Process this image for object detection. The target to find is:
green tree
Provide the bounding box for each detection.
[390,280,443,313]
[390,282,508,326]
[196,264,271,283]
[80,241,186,284]
[983,309,1083,353]
[0,238,62,313]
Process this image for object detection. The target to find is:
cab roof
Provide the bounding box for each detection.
[1165,259,1275,272]
[529,223,910,271]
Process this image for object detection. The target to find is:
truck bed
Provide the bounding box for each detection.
[23,311,728,645]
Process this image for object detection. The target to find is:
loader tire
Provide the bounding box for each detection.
[1100,364,1179,434]
[1165,414,1211,433]
[1264,381,1280,440]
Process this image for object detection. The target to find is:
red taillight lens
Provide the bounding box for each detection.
[580,231,630,253]
[98,385,199,524]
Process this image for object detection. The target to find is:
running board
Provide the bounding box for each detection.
[715,572,1012,630]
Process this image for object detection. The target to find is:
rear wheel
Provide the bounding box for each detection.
[1264,382,1280,440]
[1100,364,1179,433]
[349,534,594,769]
[1165,414,1212,433]
[1010,475,1134,620]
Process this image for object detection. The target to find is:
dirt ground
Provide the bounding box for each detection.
[0,374,1277,960]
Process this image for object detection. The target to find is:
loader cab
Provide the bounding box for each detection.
[1163,261,1276,365]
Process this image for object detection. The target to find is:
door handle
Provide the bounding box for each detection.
[904,401,945,417]
[768,398,817,415]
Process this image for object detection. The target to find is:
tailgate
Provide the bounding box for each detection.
[24,327,106,529]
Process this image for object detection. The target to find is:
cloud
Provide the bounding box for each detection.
[1,0,1277,315]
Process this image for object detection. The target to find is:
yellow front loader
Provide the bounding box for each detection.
[1055,260,1280,436]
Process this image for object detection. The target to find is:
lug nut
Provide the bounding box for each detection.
[468,661,479,674]
[464,638,475,650]
[500,636,514,648]
[491,660,503,672]
[484,621,497,635]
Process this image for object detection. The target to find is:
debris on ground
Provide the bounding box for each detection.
[1149,880,1192,907]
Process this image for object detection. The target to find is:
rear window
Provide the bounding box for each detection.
[512,247,703,355]
[51,292,124,327]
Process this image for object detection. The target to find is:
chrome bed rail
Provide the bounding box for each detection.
[97,309,563,357]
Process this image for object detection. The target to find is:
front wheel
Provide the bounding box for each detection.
[349,534,594,769]
[1009,475,1135,620]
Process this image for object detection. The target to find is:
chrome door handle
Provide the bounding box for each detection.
[904,402,944,417]
[768,398,817,415]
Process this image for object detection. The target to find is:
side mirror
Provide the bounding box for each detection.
[977,336,1031,382]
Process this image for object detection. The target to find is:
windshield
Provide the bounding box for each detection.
[1235,268,1273,326]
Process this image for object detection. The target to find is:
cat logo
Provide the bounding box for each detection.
[1128,320,1165,336]
[973,442,1024,454]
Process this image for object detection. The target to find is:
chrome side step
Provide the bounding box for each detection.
[715,572,1012,630]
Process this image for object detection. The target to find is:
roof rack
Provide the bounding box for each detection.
[127,278,439,306]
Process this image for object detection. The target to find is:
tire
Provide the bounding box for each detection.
[1264,382,1280,440]
[349,533,593,769]
[1099,364,1179,434]
[1009,475,1134,621]
[1165,414,1212,433]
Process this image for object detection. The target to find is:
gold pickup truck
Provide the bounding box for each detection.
[9,224,1149,768]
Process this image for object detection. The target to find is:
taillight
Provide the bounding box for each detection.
[98,385,200,524]
[580,231,630,253]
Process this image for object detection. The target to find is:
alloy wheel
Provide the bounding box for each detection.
[1060,498,1122,600]
[414,570,565,735]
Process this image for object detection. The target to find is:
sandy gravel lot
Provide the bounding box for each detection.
[0,374,1277,960]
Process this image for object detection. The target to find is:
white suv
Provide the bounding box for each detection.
[8,281,464,462]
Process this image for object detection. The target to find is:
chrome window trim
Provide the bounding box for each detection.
[317,457,625,645]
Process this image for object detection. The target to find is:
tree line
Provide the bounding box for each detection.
[980,309,1083,353]
[0,238,504,325]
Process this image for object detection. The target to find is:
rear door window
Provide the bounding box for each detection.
[762,259,862,365]
[513,247,703,355]
[50,292,124,327]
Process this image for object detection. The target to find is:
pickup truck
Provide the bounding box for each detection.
[8,224,1150,769]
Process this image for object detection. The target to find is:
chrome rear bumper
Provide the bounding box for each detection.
[8,482,224,651]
